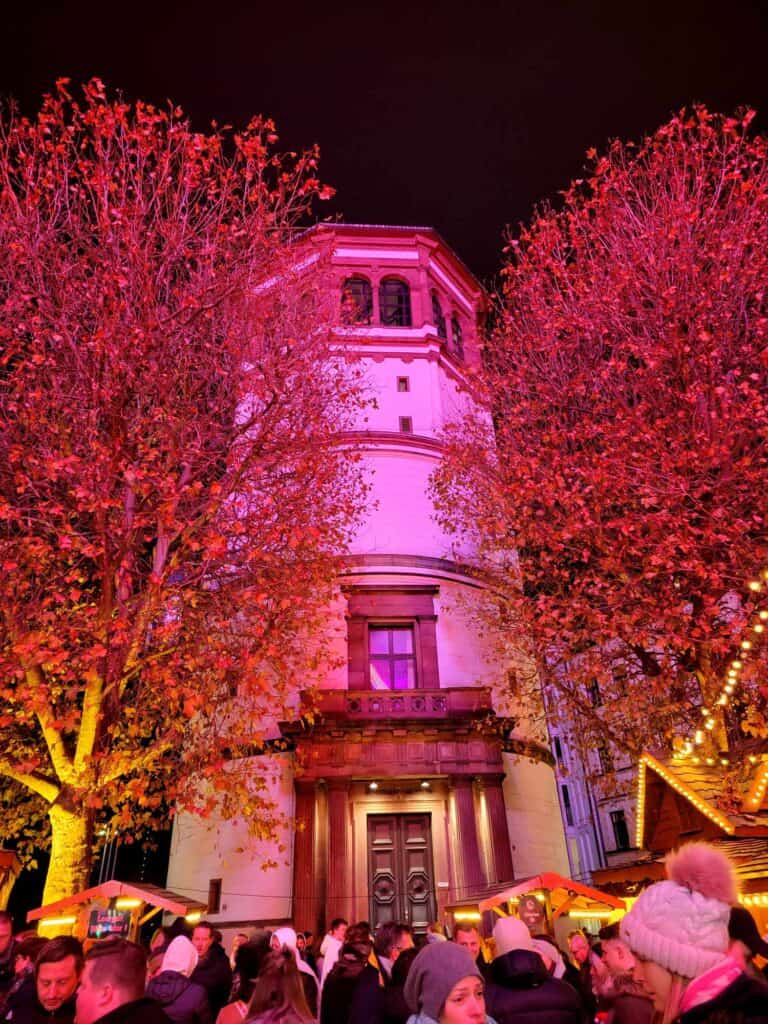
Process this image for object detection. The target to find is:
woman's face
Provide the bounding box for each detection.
[440,976,485,1024]
[632,956,673,1012]
[296,935,306,952]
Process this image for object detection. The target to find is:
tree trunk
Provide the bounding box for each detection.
[43,802,92,905]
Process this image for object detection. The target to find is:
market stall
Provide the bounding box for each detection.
[27,879,207,939]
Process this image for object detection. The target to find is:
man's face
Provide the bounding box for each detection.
[331,923,347,941]
[14,954,32,976]
[75,961,106,1024]
[602,938,634,975]
[519,899,544,930]
[192,927,214,958]
[569,935,590,964]
[37,955,79,1012]
[0,921,13,957]
[455,928,481,960]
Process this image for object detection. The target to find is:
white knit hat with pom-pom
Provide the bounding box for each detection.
[620,842,737,979]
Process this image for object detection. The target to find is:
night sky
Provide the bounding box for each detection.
[4,1,768,283]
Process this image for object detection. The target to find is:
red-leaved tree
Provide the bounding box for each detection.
[432,108,768,760]
[0,80,367,903]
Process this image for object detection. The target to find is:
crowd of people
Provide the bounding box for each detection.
[0,842,767,1024]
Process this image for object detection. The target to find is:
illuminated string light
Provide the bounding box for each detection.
[677,570,768,759]
[635,754,735,836]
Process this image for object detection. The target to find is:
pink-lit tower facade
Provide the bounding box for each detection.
[166,225,568,937]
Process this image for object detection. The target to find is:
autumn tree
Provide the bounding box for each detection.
[432,108,768,759]
[0,80,367,902]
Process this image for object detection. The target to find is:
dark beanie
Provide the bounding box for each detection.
[404,943,482,1020]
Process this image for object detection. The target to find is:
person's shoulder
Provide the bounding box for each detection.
[95,998,170,1024]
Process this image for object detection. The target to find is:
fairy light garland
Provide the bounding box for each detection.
[635,753,736,840]
[672,571,768,760]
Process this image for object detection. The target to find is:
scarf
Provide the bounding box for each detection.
[678,955,743,1015]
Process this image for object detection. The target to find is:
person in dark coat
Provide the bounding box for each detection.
[75,938,169,1024]
[347,922,414,1024]
[319,927,372,1024]
[7,936,83,1024]
[216,934,271,1024]
[380,946,419,1024]
[484,917,584,1024]
[146,937,210,1024]
[190,925,232,1020]
[0,916,16,1001]
[0,937,47,1021]
[594,924,652,1024]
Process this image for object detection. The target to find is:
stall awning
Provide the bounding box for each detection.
[478,872,625,916]
[27,880,207,923]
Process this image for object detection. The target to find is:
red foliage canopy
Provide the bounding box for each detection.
[433,108,768,756]
[0,80,366,900]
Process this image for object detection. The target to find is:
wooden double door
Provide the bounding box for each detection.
[367,813,436,934]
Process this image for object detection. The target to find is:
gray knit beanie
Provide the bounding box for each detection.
[404,943,482,1020]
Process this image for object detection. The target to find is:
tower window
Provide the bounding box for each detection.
[399,416,413,433]
[450,314,464,359]
[207,878,222,914]
[432,293,447,339]
[379,278,412,327]
[397,377,410,393]
[554,736,564,767]
[369,625,416,690]
[561,784,574,827]
[341,276,373,324]
[610,809,631,850]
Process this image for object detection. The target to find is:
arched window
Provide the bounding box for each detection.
[432,293,446,339]
[450,314,464,359]
[379,278,412,327]
[341,276,373,324]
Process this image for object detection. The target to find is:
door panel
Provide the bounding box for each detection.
[367,813,435,934]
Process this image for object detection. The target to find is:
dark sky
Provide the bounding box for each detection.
[4,0,768,283]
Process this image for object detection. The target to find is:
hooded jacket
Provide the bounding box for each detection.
[485,950,585,1024]
[320,944,372,1024]
[146,972,211,1024]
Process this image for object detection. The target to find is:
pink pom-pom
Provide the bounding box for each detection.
[666,842,738,905]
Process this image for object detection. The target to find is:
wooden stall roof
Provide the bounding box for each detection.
[478,872,625,914]
[27,880,207,923]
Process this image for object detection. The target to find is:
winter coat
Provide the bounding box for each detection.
[568,960,596,1020]
[348,963,387,1024]
[0,944,16,998]
[1,971,36,1021]
[146,971,211,1024]
[91,999,169,1024]
[5,994,77,1024]
[190,946,233,1020]
[379,983,410,1024]
[603,974,653,1024]
[677,971,768,1024]
[320,950,371,1024]
[485,950,586,1024]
